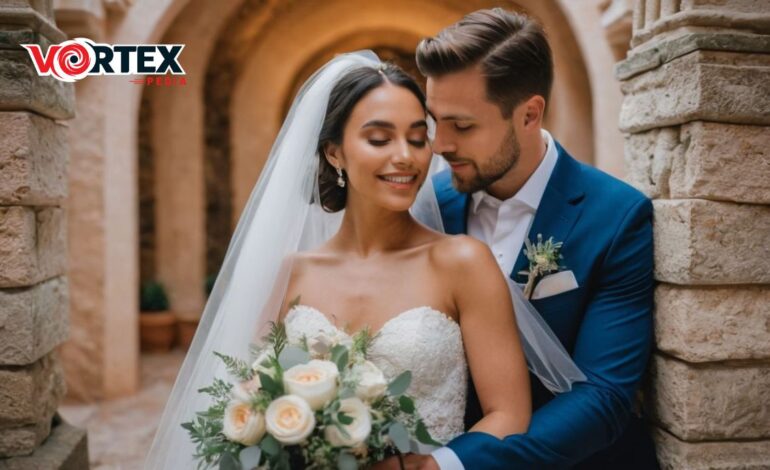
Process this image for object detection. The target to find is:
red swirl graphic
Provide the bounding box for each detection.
[56,42,90,78]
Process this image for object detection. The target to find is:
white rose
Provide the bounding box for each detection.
[324,397,372,447]
[283,360,339,410]
[264,395,316,445]
[232,375,262,402]
[351,360,387,401]
[307,331,353,358]
[252,350,277,378]
[222,400,266,446]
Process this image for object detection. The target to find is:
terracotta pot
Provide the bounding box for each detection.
[139,311,177,352]
[176,315,200,350]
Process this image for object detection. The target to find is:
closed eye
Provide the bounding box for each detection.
[409,140,427,148]
[369,139,390,146]
[454,123,473,131]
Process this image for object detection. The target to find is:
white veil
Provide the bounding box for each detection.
[146,50,583,469]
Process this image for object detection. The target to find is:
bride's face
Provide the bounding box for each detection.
[326,82,432,212]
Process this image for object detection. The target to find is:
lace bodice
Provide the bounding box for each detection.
[284,305,467,443]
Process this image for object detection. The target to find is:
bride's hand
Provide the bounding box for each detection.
[370,454,439,470]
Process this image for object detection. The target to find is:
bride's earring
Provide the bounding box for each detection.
[336,167,346,188]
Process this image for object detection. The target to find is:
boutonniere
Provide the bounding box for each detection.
[518,234,565,299]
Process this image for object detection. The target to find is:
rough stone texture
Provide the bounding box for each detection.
[654,427,770,470]
[626,122,770,204]
[0,352,65,457]
[0,277,69,366]
[0,206,66,288]
[631,4,770,48]
[619,50,770,133]
[617,31,770,80]
[650,354,770,441]
[652,199,770,285]
[0,112,68,206]
[655,284,770,363]
[0,418,89,470]
[0,50,75,120]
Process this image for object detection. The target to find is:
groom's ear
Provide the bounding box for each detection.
[520,95,546,130]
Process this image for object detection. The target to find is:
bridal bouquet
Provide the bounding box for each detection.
[183,311,440,469]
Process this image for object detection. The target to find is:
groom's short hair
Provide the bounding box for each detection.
[416,8,553,117]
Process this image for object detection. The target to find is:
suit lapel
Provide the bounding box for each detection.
[434,171,470,235]
[510,143,585,282]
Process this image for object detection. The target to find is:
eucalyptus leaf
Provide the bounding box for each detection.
[334,349,349,372]
[398,395,415,413]
[258,372,282,396]
[387,371,412,396]
[415,419,442,446]
[339,386,355,399]
[259,434,281,457]
[338,451,358,470]
[219,452,240,470]
[239,446,262,470]
[337,411,354,425]
[388,422,410,454]
[278,345,310,370]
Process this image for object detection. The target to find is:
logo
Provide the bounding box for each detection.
[22,37,185,83]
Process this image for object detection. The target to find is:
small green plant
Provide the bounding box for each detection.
[140,280,170,312]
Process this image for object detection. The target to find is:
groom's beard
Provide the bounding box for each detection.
[444,127,520,194]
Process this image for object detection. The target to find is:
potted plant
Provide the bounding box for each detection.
[139,280,176,352]
[176,273,216,350]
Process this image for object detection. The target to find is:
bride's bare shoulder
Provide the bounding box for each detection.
[428,234,498,272]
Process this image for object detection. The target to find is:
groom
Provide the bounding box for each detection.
[411,8,656,470]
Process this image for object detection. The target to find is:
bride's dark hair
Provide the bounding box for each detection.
[317,63,426,212]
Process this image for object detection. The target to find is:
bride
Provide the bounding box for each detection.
[146,51,582,469]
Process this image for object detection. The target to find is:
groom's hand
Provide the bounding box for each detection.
[371,455,440,470]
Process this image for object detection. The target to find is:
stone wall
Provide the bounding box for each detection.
[618,0,770,467]
[0,0,87,466]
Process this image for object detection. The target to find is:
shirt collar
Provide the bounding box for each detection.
[470,129,559,214]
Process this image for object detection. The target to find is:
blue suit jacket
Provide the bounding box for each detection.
[436,143,656,469]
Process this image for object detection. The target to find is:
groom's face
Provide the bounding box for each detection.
[426,66,520,193]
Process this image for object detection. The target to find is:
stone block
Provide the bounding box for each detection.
[0,418,89,469]
[620,50,770,133]
[0,206,66,288]
[0,112,68,205]
[0,50,74,120]
[0,277,69,365]
[655,284,770,362]
[653,199,770,285]
[650,354,770,440]
[0,352,64,426]
[654,427,770,470]
[625,122,770,204]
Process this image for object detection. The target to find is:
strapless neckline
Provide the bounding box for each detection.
[286,304,460,339]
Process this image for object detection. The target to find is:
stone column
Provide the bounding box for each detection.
[618,0,770,467]
[0,0,88,467]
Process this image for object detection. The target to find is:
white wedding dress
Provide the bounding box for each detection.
[285,304,467,443]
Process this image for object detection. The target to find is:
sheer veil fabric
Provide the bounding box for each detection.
[145,50,584,469]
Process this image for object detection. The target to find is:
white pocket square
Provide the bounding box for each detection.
[531,270,578,300]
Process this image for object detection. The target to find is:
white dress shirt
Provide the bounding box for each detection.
[431,129,559,470]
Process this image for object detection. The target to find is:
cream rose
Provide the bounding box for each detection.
[324,397,372,447]
[222,400,266,446]
[283,360,339,410]
[351,360,387,401]
[264,395,315,445]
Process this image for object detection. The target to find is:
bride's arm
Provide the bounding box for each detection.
[439,235,532,437]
